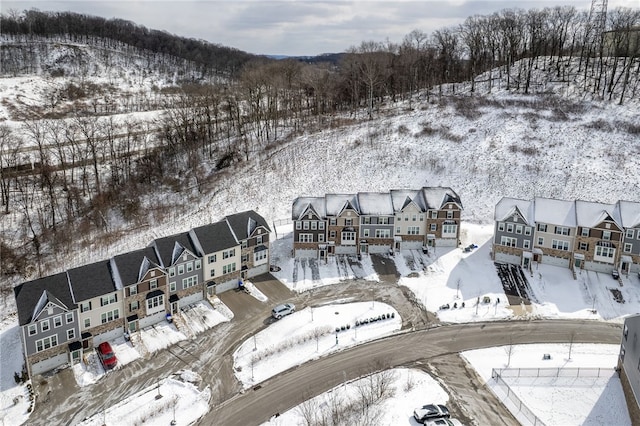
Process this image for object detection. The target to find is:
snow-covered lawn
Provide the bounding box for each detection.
[233,302,400,388]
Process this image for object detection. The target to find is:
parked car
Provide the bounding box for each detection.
[97,342,118,369]
[272,303,295,319]
[424,418,463,426]
[612,269,620,280]
[413,404,450,423]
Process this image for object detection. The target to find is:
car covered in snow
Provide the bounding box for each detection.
[271,303,295,319]
[423,418,463,426]
[97,341,118,369]
[413,404,450,423]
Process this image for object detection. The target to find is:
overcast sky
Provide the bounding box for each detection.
[1,1,638,56]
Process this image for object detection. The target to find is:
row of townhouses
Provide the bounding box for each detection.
[291,187,463,258]
[493,197,640,275]
[14,210,271,377]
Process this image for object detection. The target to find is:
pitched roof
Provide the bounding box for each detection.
[422,187,463,209]
[618,200,640,228]
[575,200,622,228]
[68,260,117,302]
[110,246,161,288]
[190,220,238,255]
[494,197,534,224]
[533,197,577,227]
[13,272,75,326]
[225,210,271,241]
[152,232,199,267]
[357,192,394,215]
[291,197,326,220]
[390,189,422,212]
[325,194,359,216]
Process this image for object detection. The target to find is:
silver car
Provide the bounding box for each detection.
[271,303,295,319]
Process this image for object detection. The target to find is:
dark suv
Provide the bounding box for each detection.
[413,404,450,423]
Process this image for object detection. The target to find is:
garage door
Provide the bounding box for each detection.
[495,252,521,265]
[180,292,203,307]
[542,255,570,268]
[93,327,123,346]
[335,246,357,255]
[368,244,390,254]
[436,238,458,247]
[400,241,422,250]
[584,261,614,273]
[31,352,68,376]
[215,278,238,294]
[295,249,317,258]
[139,311,167,329]
[247,264,269,278]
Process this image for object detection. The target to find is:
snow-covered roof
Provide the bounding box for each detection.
[617,200,640,228]
[390,189,421,212]
[325,194,359,216]
[533,197,577,227]
[575,200,622,228]
[422,187,463,210]
[357,192,394,215]
[494,197,534,224]
[291,197,325,220]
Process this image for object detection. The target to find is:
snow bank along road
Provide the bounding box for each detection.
[204,319,622,426]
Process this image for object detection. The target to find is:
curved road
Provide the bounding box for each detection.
[203,319,622,425]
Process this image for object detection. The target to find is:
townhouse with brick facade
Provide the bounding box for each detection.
[493,197,640,275]
[292,187,463,258]
[14,210,271,378]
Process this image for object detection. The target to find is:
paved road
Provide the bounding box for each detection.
[202,319,622,426]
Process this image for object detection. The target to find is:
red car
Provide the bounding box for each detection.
[97,342,118,369]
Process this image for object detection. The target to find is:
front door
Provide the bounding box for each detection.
[622,262,628,272]
[523,257,530,269]
[128,320,137,333]
[360,244,368,254]
[71,350,81,365]
[574,258,582,269]
[171,301,178,314]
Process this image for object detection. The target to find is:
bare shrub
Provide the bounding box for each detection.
[416,122,437,137]
[615,121,640,135]
[509,144,539,156]
[585,119,613,132]
[397,124,409,134]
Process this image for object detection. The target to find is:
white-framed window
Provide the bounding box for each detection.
[255,250,267,263]
[407,226,420,235]
[210,269,215,278]
[28,324,37,336]
[330,230,336,238]
[129,285,138,296]
[523,240,531,249]
[295,222,302,230]
[80,301,91,312]
[256,235,263,244]
[419,214,424,222]
[303,221,309,230]
[430,211,438,219]
[149,279,158,290]
[169,267,176,277]
[146,295,164,312]
[524,227,532,236]
[299,234,313,243]
[498,223,505,232]
[443,224,457,236]
[375,229,391,238]
[345,218,353,226]
[101,294,117,306]
[396,227,401,234]
[54,316,62,328]
[624,243,633,253]
[380,217,390,225]
[186,262,193,272]
[341,232,356,244]
[626,229,635,239]
[195,259,201,270]
[319,222,325,230]
[101,309,119,324]
[430,224,437,231]
[241,240,248,249]
[362,217,370,225]
[555,226,570,236]
[35,335,58,353]
[223,249,235,259]
[582,227,590,237]
[506,223,514,233]
[500,236,517,247]
[223,263,237,274]
[330,218,337,226]
[537,237,544,245]
[318,234,325,242]
[178,264,185,275]
[41,319,50,332]
[67,329,75,340]
[603,231,611,241]
[182,276,198,289]
[130,301,139,312]
[404,215,409,222]
[170,281,176,292]
[208,254,216,264]
[66,313,73,323]
[552,239,570,251]
[84,318,91,328]
[446,211,454,219]
[516,225,523,234]
[579,242,589,251]
[363,229,370,237]
[412,214,417,222]
[311,221,317,230]
[538,224,547,232]
[595,245,615,259]
[241,254,248,263]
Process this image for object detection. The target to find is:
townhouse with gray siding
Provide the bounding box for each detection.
[493,197,640,275]
[292,187,463,258]
[618,314,640,422]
